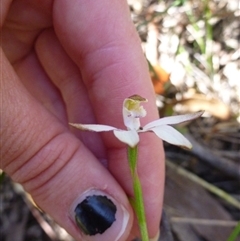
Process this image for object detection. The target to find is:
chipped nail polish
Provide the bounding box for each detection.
[74,195,117,235]
[70,189,130,241]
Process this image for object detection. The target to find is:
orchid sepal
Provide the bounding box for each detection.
[69,123,118,132]
[143,111,204,130]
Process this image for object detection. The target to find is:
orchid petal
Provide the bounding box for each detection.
[143,111,204,130]
[113,130,139,147]
[69,123,117,132]
[150,125,192,149]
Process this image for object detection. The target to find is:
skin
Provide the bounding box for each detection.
[1,0,165,240]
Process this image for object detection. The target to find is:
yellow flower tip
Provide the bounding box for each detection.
[128,94,148,102]
[69,123,83,130]
[181,144,193,150]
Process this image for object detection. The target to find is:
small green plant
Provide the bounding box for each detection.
[227,222,240,241]
[186,0,214,77]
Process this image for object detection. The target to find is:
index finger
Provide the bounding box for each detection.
[53,0,164,238]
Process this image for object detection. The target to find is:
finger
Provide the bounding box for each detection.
[1,49,133,241]
[13,51,67,122]
[1,0,52,63]
[35,29,107,163]
[54,0,165,238]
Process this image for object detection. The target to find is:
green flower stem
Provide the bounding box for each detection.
[128,146,149,241]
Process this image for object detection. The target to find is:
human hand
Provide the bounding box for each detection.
[1,1,164,240]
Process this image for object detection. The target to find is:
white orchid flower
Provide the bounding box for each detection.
[70,95,203,148]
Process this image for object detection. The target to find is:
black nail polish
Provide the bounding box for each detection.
[74,195,117,235]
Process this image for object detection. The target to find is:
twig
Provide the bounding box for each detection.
[171,217,238,227]
[166,160,240,210]
[13,183,58,241]
[185,133,240,179]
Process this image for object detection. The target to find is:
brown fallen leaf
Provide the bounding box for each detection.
[150,64,170,94]
[175,94,231,120]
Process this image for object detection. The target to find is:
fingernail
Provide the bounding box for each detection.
[150,230,160,241]
[75,194,116,235]
[131,229,160,241]
[70,189,130,241]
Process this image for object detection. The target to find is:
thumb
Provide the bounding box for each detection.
[1,50,132,241]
